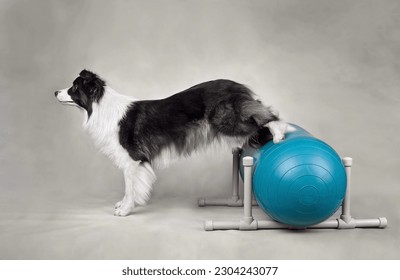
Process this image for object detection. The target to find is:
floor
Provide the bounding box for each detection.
[0,190,397,260]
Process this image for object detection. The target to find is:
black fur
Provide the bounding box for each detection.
[67,70,105,117]
[118,79,278,163]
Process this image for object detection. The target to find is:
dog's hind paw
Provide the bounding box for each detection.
[273,134,285,144]
[266,121,292,144]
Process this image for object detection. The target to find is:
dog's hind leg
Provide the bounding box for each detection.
[265,121,296,143]
[114,161,156,216]
[265,121,288,144]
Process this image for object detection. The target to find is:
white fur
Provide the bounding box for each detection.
[152,120,249,169]
[83,86,134,169]
[82,87,156,216]
[266,121,295,143]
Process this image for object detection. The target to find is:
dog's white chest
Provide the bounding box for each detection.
[83,88,135,169]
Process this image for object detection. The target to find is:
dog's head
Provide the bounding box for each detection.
[54,69,105,117]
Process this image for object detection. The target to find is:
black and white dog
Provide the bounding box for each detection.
[55,70,291,216]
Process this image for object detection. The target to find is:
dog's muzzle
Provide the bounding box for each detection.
[55,88,76,105]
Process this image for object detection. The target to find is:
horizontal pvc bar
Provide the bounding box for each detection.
[205,220,240,231]
[198,197,258,207]
[198,197,243,207]
[308,220,339,229]
[337,217,387,229]
[204,217,387,231]
[355,217,387,228]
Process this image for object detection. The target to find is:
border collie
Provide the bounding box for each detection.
[55,70,290,216]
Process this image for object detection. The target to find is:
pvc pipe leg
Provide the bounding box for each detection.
[198,148,243,207]
[341,157,353,223]
[232,148,240,200]
[241,157,255,225]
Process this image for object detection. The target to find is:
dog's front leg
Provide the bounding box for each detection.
[114,161,156,216]
[114,166,136,216]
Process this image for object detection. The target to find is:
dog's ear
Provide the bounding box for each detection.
[79,69,105,100]
[79,69,96,84]
[90,79,105,96]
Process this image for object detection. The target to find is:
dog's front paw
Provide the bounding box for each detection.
[115,200,123,209]
[114,205,132,216]
[114,201,134,216]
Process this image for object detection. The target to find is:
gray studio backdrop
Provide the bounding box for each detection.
[0,0,399,259]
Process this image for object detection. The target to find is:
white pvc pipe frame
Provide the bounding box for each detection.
[199,149,387,231]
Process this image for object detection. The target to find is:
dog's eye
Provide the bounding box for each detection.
[72,84,78,91]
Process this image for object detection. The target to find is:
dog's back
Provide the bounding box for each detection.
[119,79,278,165]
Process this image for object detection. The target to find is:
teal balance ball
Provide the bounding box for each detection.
[240,124,347,228]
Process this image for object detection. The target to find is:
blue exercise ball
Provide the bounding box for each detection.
[240,124,347,228]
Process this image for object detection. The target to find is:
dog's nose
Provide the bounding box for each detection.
[54,90,60,97]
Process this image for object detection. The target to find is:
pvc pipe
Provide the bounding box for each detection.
[308,219,340,229]
[356,217,387,228]
[204,220,240,231]
[256,220,293,229]
[204,217,387,231]
[198,148,244,207]
[337,217,388,229]
[341,157,353,223]
[242,156,254,224]
[198,197,243,207]
[202,154,388,231]
[232,148,240,200]
[198,149,259,207]
[205,220,284,231]
[198,198,258,207]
